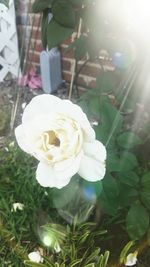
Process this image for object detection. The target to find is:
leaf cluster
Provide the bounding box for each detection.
[24,222,109,267]
[77,69,150,242]
[32,0,136,70]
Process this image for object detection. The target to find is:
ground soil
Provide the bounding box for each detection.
[0,78,68,146]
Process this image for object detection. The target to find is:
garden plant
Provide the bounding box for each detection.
[0,0,150,266]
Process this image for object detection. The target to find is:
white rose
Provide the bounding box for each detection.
[15,95,106,189]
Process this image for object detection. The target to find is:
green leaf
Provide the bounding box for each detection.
[106,153,120,172]
[70,259,82,267]
[41,9,49,48]
[84,264,95,267]
[141,173,150,210]
[117,132,142,149]
[97,96,123,144]
[140,190,150,211]
[47,19,74,48]
[0,0,9,8]
[107,152,138,173]
[74,35,88,60]
[117,172,139,187]
[32,0,52,13]
[66,34,87,61]
[89,97,100,117]
[69,0,83,5]
[84,248,100,265]
[98,251,110,267]
[96,71,118,93]
[67,35,88,60]
[118,151,138,172]
[100,174,119,216]
[141,172,150,188]
[102,174,118,201]
[52,0,76,28]
[126,202,149,240]
[118,184,138,207]
[147,228,150,246]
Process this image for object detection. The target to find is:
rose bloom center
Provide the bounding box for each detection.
[34,116,83,164]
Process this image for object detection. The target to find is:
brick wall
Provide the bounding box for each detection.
[16,0,114,90]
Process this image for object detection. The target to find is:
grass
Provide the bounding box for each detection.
[0,138,150,267]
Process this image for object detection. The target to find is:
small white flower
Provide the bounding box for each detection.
[15,95,106,189]
[9,141,15,147]
[11,203,24,212]
[22,102,27,110]
[28,251,43,263]
[125,251,138,266]
[54,242,61,253]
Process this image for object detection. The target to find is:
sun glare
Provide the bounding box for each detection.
[124,0,150,30]
[101,0,150,39]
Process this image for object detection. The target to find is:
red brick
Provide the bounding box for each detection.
[34,41,43,52]
[60,47,74,59]
[62,72,96,88]
[28,51,40,64]
[63,37,72,46]
[77,63,100,78]
[61,59,72,72]
[31,28,41,39]
[28,13,42,27]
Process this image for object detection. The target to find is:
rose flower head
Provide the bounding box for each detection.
[15,95,106,189]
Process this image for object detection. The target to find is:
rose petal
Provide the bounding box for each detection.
[15,125,33,154]
[57,100,95,142]
[22,94,61,124]
[83,140,106,161]
[22,95,95,142]
[36,152,82,188]
[78,140,106,182]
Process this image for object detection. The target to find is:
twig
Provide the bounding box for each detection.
[68,15,83,100]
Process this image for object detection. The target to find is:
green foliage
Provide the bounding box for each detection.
[51,1,76,28]
[77,64,150,241]
[41,10,49,48]
[117,132,142,149]
[140,172,150,211]
[119,241,135,264]
[32,0,76,49]
[32,0,137,63]
[32,0,52,13]
[0,143,111,266]
[67,35,88,61]
[24,221,109,267]
[126,202,149,240]
[47,19,74,49]
[95,72,118,93]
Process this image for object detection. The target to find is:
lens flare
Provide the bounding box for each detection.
[53,180,97,224]
[43,235,53,247]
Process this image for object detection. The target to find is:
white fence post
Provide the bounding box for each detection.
[0,0,20,82]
